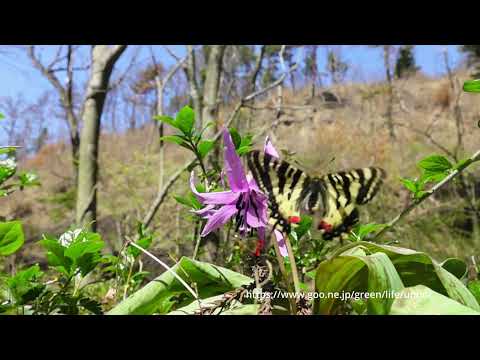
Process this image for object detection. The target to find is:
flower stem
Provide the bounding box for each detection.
[271,232,296,314]
[284,235,301,295]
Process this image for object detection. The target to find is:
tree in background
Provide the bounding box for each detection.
[395,45,419,79]
[460,45,480,78]
[326,46,349,84]
[76,45,127,231]
[303,45,319,98]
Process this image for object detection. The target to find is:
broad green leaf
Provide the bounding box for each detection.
[174,195,194,208]
[327,241,480,311]
[198,140,215,160]
[154,115,178,129]
[0,221,25,256]
[314,249,404,315]
[107,257,253,315]
[39,238,71,276]
[7,264,45,305]
[176,106,195,135]
[463,79,480,93]
[159,135,186,146]
[390,285,480,315]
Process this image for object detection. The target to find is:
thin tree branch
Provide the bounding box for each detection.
[374,149,480,240]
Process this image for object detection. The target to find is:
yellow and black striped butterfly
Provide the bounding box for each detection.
[246,150,386,241]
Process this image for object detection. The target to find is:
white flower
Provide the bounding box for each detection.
[58,228,83,247]
[0,158,16,171]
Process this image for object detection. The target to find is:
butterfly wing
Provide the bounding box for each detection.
[246,150,386,240]
[319,168,386,240]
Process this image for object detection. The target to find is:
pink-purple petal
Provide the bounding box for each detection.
[223,129,248,192]
[264,136,280,159]
[200,205,238,237]
[274,229,288,257]
[190,172,239,204]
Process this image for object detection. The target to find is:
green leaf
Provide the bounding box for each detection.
[198,140,215,160]
[0,158,16,185]
[468,280,480,305]
[18,172,40,187]
[7,264,45,305]
[159,135,186,146]
[293,216,313,240]
[400,178,418,193]
[0,221,25,256]
[154,115,178,128]
[314,249,404,315]
[175,106,195,135]
[229,127,242,149]
[174,195,194,208]
[128,235,153,258]
[351,223,387,241]
[463,79,480,93]
[237,146,252,156]
[107,257,253,315]
[390,285,480,315]
[326,241,480,311]
[0,147,17,156]
[79,297,103,315]
[0,113,4,119]
[417,155,453,174]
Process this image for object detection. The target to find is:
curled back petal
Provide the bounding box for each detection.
[200,204,237,237]
[190,172,239,205]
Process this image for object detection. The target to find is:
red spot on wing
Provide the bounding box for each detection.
[288,216,301,224]
[318,220,333,232]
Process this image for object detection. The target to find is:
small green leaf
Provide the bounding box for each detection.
[237,146,252,156]
[463,79,480,93]
[18,172,40,187]
[229,127,242,149]
[400,178,418,193]
[198,140,215,160]
[0,113,4,120]
[417,155,453,174]
[352,223,387,241]
[175,106,195,135]
[0,147,17,156]
[0,221,25,256]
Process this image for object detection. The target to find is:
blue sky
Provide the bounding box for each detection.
[0,45,465,101]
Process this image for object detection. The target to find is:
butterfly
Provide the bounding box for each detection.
[246,150,386,241]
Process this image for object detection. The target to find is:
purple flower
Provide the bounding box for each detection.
[191,129,268,237]
[264,136,279,159]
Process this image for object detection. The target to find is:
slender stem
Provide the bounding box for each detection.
[374,149,480,240]
[128,242,199,300]
[271,232,296,313]
[284,235,301,294]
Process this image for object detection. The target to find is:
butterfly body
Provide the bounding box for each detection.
[246,150,386,241]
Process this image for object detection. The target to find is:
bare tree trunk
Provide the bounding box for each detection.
[186,45,203,130]
[202,45,226,135]
[383,45,395,139]
[76,45,126,231]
